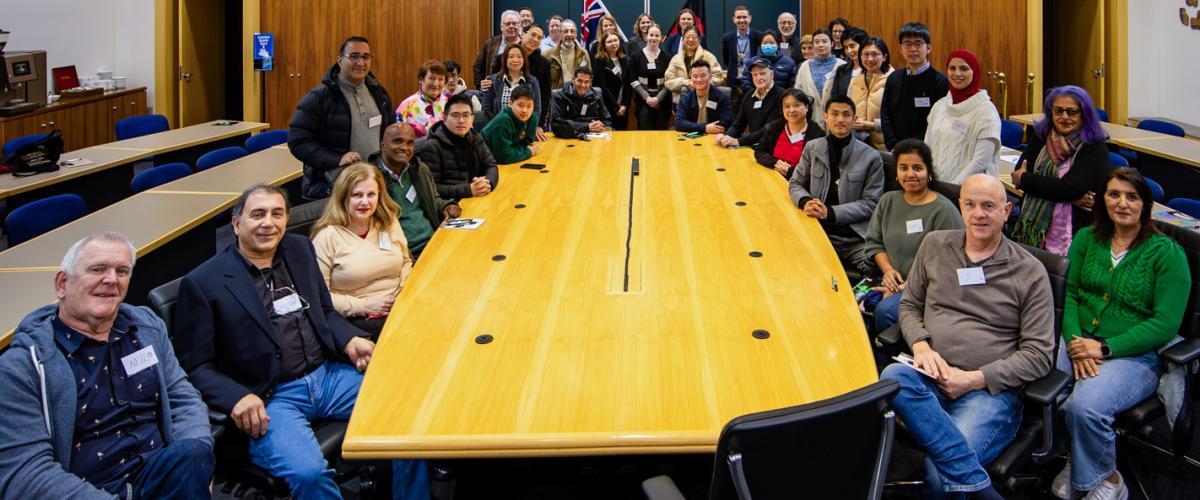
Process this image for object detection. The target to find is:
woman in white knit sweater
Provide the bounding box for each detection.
[663,26,725,103]
[923,49,1001,185]
[310,163,413,338]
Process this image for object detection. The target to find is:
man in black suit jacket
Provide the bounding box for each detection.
[175,184,428,499]
[721,6,763,86]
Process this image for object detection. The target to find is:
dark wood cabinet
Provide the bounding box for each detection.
[0,88,147,151]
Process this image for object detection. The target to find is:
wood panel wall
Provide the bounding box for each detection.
[261,0,491,131]
[802,0,1030,118]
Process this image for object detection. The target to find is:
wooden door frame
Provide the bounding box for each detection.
[154,0,262,128]
[1028,0,1127,120]
[1027,0,1043,115]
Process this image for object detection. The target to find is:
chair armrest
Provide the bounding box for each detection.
[1161,338,1200,366]
[877,324,902,346]
[208,408,229,425]
[641,475,686,500]
[1023,369,1071,406]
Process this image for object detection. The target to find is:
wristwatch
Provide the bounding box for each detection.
[1099,339,1112,359]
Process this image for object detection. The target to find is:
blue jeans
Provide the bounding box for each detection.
[131,437,214,499]
[1057,341,1161,491]
[881,364,1022,495]
[249,360,429,500]
[874,293,902,334]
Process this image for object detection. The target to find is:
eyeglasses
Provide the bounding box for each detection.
[861,52,883,59]
[1051,106,1081,118]
[901,40,927,49]
[342,53,373,62]
[446,112,473,120]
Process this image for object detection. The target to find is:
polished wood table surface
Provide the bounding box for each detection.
[0,270,60,348]
[0,120,268,200]
[343,131,879,459]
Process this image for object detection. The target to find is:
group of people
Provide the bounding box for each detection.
[0,8,1189,500]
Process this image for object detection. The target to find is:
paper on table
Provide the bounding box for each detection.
[59,157,96,168]
[999,153,1022,165]
[441,218,485,230]
[585,132,612,140]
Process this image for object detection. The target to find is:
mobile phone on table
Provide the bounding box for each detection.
[520,163,546,169]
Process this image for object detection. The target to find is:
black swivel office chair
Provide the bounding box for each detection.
[642,379,900,500]
[876,243,1072,492]
[148,278,361,497]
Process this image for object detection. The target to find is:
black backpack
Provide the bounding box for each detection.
[4,130,64,177]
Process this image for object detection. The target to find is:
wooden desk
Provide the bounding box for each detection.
[1007,114,1164,143]
[0,270,64,350]
[150,147,302,195]
[0,191,237,270]
[1116,137,1200,169]
[0,120,268,202]
[343,131,879,459]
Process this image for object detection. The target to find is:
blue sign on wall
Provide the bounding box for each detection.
[254,33,274,71]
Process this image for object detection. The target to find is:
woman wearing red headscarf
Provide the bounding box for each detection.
[923,49,1001,185]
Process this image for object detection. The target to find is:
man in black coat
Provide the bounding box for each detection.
[549,67,611,139]
[287,36,394,200]
[417,94,499,201]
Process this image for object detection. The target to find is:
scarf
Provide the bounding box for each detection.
[1012,131,1082,248]
[947,49,981,104]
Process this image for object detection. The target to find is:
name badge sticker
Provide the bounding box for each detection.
[957,267,986,286]
[121,346,159,377]
[788,131,805,144]
[647,62,657,70]
[405,184,418,203]
[273,292,304,315]
[753,100,763,109]
[906,219,924,234]
[951,119,969,136]
[780,42,790,49]
[706,100,718,110]
[914,97,931,108]
[368,115,382,128]
[580,104,588,115]
[379,233,392,252]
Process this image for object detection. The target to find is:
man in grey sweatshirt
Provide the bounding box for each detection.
[880,175,1054,498]
[0,232,212,499]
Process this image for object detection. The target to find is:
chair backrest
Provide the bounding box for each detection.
[1145,176,1165,203]
[115,114,170,140]
[880,151,898,192]
[131,162,193,193]
[1154,221,1200,340]
[287,198,328,237]
[1017,242,1069,353]
[244,130,288,154]
[1137,119,1185,138]
[1095,108,1109,123]
[1168,198,1200,219]
[196,146,247,171]
[147,278,183,339]
[707,379,900,500]
[2,133,50,157]
[1107,151,1129,168]
[5,194,89,246]
[930,180,962,210]
[1000,119,1024,150]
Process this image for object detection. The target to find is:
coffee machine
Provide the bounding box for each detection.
[0,30,47,116]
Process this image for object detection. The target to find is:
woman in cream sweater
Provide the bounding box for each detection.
[923,49,1001,185]
[663,26,725,103]
[311,162,414,338]
[849,37,894,150]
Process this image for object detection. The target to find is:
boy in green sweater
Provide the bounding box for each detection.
[481,84,541,164]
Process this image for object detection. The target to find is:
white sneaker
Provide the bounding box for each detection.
[1083,471,1129,500]
[1051,460,1072,499]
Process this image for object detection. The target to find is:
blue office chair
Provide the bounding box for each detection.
[1107,151,1129,168]
[5,194,89,246]
[1095,108,1109,123]
[1000,120,1025,151]
[2,133,50,157]
[1145,177,1165,203]
[244,130,288,154]
[1118,119,1187,167]
[131,162,193,193]
[1168,198,1200,219]
[195,146,247,171]
[115,114,170,140]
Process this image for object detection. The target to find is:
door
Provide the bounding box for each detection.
[178,0,226,125]
[1046,0,1105,107]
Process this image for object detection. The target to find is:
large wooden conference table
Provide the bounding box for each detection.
[343,131,879,459]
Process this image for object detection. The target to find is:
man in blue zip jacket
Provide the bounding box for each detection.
[0,231,213,499]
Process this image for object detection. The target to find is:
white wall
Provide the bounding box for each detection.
[1127,0,1200,124]
[0,0,156,109]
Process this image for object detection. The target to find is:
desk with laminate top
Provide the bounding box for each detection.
[0,270,62,349]
[1008,114,1200,169]
[342,131,879,459]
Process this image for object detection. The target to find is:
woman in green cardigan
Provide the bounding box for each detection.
[1052,168,1189,500]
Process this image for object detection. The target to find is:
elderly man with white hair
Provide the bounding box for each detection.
[0,232,213,499]
[776,12,801,60]
[543,18,590,90]
[880,174,1055,499]
[473,9,524,89]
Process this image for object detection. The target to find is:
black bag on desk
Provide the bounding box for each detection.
[4,129,64,177]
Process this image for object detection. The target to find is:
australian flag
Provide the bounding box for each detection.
[581,0,627,46]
